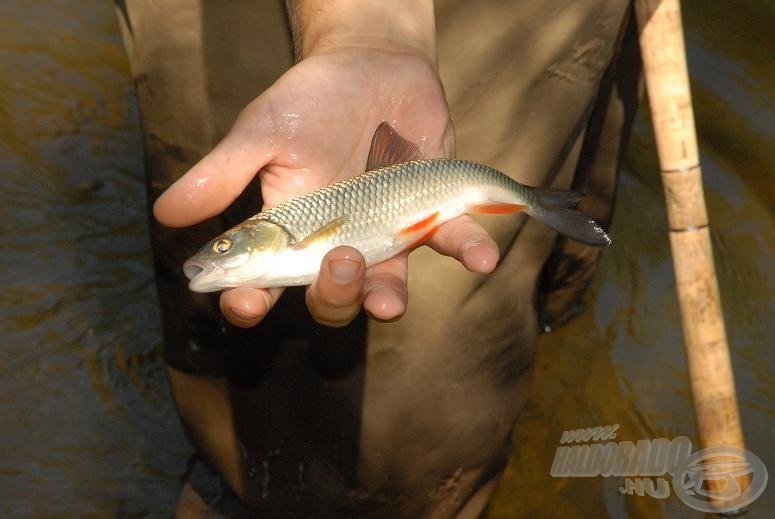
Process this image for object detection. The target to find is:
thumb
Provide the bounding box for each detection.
[153,102,277,227]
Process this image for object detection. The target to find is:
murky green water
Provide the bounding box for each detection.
[1,1,772,517]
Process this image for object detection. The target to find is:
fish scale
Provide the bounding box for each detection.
[183,124,609,292]
[255,159,529,250]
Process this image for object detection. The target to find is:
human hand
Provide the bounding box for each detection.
[153,4,499,328]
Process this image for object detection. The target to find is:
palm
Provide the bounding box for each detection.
[251,49,454,207]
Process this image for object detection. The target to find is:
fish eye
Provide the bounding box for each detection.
[212,238,232,254]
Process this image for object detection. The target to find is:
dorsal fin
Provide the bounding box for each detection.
[366,122,423,171]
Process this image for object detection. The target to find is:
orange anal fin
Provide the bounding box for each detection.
[470,203,526,214]
[398,212,439,236]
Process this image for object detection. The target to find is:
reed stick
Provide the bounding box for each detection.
[634,0,748,511]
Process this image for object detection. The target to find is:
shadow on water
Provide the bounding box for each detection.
[0,0,772,517]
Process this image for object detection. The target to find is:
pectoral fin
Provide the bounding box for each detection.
[291,216,347,250]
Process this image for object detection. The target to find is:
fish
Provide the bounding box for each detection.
[183,122,610,292]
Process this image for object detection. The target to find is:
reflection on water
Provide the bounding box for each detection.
[0,1,772,517]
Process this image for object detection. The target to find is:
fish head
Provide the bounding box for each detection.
[183,219,290,292]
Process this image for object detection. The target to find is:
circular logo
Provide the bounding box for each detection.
[672,446,768,513]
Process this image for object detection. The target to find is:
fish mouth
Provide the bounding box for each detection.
[183,262,205,280]
[183,260,222,292]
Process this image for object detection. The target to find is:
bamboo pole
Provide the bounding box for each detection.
[634,0,748,511]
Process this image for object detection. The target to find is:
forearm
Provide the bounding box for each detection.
[285,0,437,63]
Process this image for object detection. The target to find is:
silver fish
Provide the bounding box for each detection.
[184,123,610,292]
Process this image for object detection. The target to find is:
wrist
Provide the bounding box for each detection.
[286,0,437,63]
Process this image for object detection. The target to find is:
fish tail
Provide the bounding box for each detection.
[526,187,611,247]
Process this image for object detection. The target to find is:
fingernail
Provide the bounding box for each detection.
[329,258,360,284]
[229,305,255,321]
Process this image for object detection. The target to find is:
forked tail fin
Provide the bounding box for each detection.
[526,187,611,247]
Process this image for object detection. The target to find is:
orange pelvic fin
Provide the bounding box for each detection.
[408,227,439,249]
[398,212,439,236]
[470,203,526,214]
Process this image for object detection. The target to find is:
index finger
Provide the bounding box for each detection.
[427,215,500,273]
